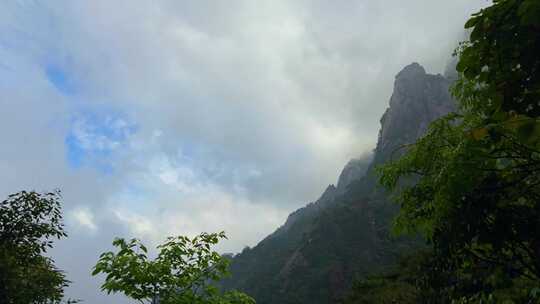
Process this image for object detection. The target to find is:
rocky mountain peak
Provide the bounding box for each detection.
[373,62,456,165]
[396,62,426,80]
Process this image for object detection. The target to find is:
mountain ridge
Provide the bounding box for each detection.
[221,62,456,304]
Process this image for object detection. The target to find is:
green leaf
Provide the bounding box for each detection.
[470,127,489,140]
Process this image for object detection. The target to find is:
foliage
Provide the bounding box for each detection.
[93,231,255,304]
[0,190,67,257]
[343,275,417,304]
[379,0,540,301]
[0,190,72,304]
[342,251,440,304]
[344,250,540,304]
[456,0,540,117]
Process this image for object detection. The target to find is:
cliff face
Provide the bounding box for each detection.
[373,62,455,166]
[221,63,455,304]
[336,157,371,193]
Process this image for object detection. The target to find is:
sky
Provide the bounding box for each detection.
[0,1,487,302]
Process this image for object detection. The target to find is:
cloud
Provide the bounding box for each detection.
[0,1,488,302]
[108,151,289,253]
[69,207,98,233]
[65,110,137,170]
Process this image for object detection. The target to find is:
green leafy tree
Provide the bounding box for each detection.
[347,0,540,301]
[456,0,540,117]
[0,190,73,304]
[93,231,255,304]
[378,0,540,301]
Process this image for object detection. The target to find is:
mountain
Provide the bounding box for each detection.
[221,63,456,304]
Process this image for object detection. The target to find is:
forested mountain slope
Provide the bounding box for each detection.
[221,62,455,304]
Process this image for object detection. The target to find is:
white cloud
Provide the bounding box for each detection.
[113,210,155,238]
[69,207,98,233]
[104,150,289,252]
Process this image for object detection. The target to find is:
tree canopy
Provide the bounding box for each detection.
[378,0,540,302]
[0,190,72,304]
[93,231,255,304]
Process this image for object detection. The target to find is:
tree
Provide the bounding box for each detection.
[93,231,255,304]
[379,0,540,301]
[0,190,72,304]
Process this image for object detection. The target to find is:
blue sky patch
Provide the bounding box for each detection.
[45,64,78,95]
[65,110,137,172]
[65,133,86,168]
